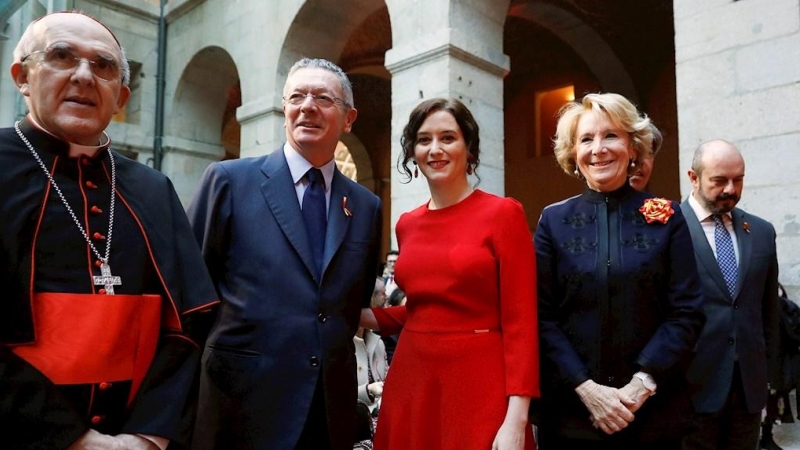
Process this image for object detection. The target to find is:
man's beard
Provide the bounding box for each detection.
[700,191,739,215]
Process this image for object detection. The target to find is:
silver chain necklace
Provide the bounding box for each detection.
[14,121,122,295]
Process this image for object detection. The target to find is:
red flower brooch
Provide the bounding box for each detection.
[639,198,674,224]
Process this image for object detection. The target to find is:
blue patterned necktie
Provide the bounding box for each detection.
[713,214,738,297]
[302,168,327,277]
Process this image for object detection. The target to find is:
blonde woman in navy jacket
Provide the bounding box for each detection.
[533,93,705,450]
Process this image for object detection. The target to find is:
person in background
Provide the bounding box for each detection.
[0,11,218,449]
[188,57,382,450]
[383,250,399,297]
[387,289,407,307]
[760,282,800,450]
[628,123,663,192]
[354,324,388,415]
[379,288,407,365]
[534,92,705,450]
[680,139,779,450]
[372,277,387,308]
[361,97,539,450]
[353,277,387,450]
[362,278,389,403]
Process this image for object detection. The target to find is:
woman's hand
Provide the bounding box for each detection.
[492,421,526,450]
[575,380,635,435]
[618,376,653,414]
[491,396,530,450]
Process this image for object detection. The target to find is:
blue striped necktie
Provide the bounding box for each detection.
[713,214,738,297]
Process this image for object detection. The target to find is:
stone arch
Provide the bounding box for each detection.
[277,0,390,84]
[507,2,636,100]
[340,133,374,188]
[503,0,676,228]
[170,45,240,158]
[164,45,240,204]
[279,0,392,254]
[277,0,392,184]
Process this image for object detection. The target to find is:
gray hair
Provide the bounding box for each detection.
[286,58,353,108]
[13,11,131,86]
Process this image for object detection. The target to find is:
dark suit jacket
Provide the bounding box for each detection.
[682,200,779,414]
[188,148,382,450]
[534,185,705,441]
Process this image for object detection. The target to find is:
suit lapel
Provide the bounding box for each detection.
[259,151,318,280]
[321,170,352,278]
[731,208,750,298]
[682,199,733,300]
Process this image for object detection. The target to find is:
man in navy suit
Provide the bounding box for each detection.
[681,139,780,450]
[188,58,382,450]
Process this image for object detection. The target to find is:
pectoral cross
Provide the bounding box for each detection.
[93,263,122,295]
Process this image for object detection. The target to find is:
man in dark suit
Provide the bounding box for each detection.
[681,139,780,450]
[188,58,382,450]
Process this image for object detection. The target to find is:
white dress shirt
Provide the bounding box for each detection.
[687,194,740,264]
[283,143,335,212]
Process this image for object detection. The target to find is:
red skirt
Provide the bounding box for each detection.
[373,328,535,450]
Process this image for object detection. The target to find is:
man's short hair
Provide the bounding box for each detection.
[285,58,353,108]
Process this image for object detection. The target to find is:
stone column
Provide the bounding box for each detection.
[237,96,286,159]
[385,0,510,248]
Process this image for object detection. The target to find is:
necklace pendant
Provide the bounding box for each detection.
[93,263,122,295]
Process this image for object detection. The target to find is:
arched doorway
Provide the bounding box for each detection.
[166,46,241,204]
[504,0,679,227]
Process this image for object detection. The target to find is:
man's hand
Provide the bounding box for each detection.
[115,434,159,450]
[66,429,121,450]
[576,380,635,435]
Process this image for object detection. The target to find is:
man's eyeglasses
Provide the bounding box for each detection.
[283,92,350,108]
[22,47,121,82]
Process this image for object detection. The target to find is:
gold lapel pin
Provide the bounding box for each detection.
[742,222,750,233]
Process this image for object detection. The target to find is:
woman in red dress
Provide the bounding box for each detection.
[361,98,540,450]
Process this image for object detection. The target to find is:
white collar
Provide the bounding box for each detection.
[283,143,335,192]
[28,115,110,157]
[688,193,732,222]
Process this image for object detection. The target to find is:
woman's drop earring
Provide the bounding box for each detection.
[413,161,419,179]
[466,165,473,175]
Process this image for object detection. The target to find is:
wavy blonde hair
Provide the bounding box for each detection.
[553,93,655,177]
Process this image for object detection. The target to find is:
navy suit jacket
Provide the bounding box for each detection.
[682,200,779,414]
[534,185,705,441]
[188,148,382,449]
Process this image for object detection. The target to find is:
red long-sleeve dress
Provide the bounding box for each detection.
[373,190,539,450]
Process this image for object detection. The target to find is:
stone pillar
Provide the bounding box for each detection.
[385,0,510,248]
[237,96,286,159]
[160,136,224,206]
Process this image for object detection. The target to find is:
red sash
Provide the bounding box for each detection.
[11,292,161,405]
